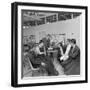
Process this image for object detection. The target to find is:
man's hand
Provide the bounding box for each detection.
[41,62,46,66]
[63,55,69,61]
[60,55,64,61]
[60,55,69,61]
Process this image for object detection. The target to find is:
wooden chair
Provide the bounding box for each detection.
[27,56,40,71]
[23,53,40,77]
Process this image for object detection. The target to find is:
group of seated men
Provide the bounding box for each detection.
[23,34,80,76]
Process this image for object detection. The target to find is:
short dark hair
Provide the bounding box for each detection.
[67,39,71,42]
[47,34,51,37]
[71,39,76,44]
[39,40,43,44]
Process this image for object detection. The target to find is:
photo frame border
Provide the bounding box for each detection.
[11,2,88,87]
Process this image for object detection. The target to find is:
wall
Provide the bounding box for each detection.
[23,16,81,47]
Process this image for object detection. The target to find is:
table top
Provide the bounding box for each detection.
[47,50,57,53]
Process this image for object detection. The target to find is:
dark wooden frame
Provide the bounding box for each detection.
[11,2,88,87]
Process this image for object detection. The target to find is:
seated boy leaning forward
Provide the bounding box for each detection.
[28,41,59,76]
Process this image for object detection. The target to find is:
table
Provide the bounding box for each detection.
[47,50,58,58]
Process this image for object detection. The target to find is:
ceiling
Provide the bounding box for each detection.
[22,11,81,27]
[23,11,58,21]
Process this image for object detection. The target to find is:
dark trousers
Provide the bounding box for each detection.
[35,54,58,76]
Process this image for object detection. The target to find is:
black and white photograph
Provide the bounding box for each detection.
[22,10,81,77]
[11,2,88,87]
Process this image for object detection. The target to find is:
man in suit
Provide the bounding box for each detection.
[61,39,80,75]
[60,39,72,61]
[41,34,51,51]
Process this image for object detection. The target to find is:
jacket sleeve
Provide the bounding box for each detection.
[69,47,80,59]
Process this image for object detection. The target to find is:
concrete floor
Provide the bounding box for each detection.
[53,58,64,75]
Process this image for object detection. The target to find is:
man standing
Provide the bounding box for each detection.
[60,39,72,61]
[41,34,51,51]
[63,39,80,75]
